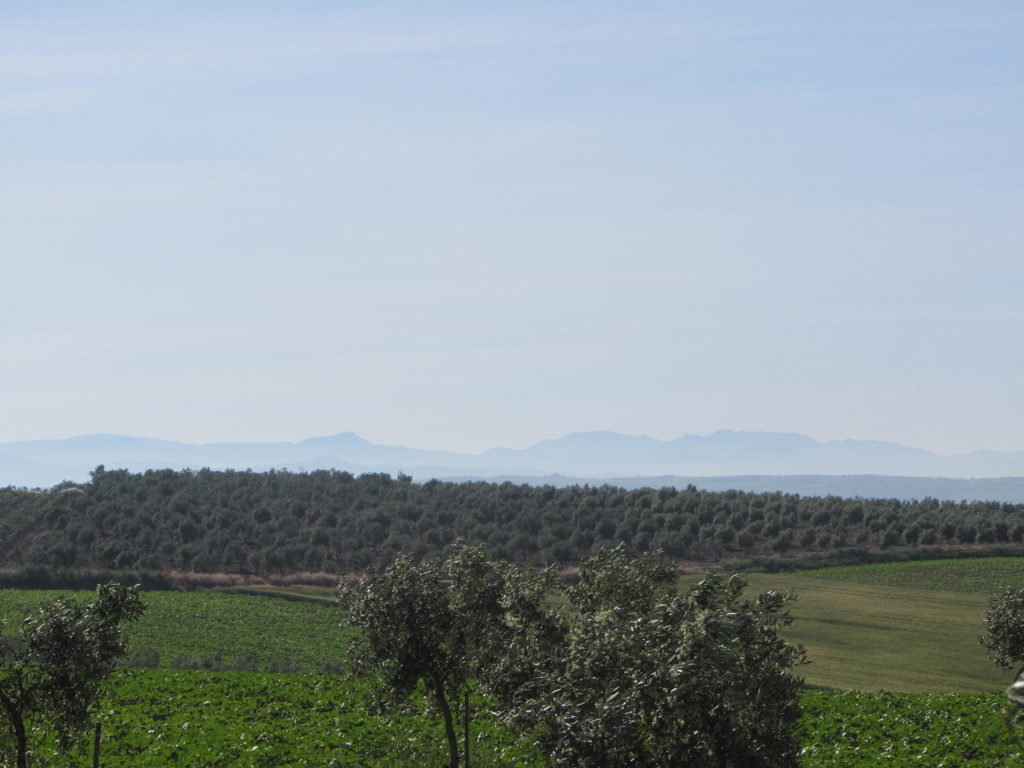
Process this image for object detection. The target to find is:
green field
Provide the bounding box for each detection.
[798,689,1021,767]
[741,559,1024,692]
[2,559,1024,765]
[800,557,1024,593]
[2,558,1018,690]
[224,585,338,603]
[0,589,353,672]
[31,669,541,768]
[16,670,1020,767]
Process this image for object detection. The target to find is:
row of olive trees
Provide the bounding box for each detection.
[340,544,807,768]
[18,468,1024,575]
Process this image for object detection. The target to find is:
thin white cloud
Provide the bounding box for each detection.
[0,9,770,82]
[0,87,97,115]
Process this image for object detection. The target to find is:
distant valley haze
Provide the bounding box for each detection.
[4,430,1024,503]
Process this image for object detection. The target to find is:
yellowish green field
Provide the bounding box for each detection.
[741,558,1024,693]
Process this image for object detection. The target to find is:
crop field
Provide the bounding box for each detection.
[15,670,1020,767]
[798,690,1021,767]
[35,669,543,768]
[224,585,338,603]
[739,558,1024,692]
[741,565,1007,692]
[3,558,1024,765]
[0,589,353,672]
[799,557,1024,593]
[1,557,1017,689]
[741,571,1000,691]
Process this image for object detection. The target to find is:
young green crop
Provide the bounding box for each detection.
[798,690,1022,767]
[798,557,1024,593]
[14,670,1021,767]
[42,669,543,767]
[0,590,352,672]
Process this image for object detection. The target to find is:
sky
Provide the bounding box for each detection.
[2,1,1023,455]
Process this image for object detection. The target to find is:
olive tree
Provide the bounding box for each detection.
[0,582,144,768]
[345,544,807,768]
[506,546,808,768]
[981,586,1024,670]
[339,544,554,768]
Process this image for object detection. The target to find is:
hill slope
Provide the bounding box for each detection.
[4,468,1024,575]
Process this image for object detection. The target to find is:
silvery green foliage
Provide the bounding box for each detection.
[344,544,807,768]
[0,582,144,768]
[1005,669,1024,746]
[510,547,807,768]
[982,587,1024,671]
[339,543,556,768]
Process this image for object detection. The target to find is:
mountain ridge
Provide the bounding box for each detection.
[1,430,1024,498]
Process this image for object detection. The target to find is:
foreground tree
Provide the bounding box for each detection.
[0,582,144,768]
[339,544,553,768]
[344,544,807,767]
[506,546,807,768]
[981,586,1024,671]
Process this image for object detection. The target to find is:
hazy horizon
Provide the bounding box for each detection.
[4,2,1021,456]
[4,426,1024,460]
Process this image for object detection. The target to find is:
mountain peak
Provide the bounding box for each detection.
[296,433,371,447]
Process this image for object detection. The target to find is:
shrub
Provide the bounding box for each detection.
[981,587,1024,670]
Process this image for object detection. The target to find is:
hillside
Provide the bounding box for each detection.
[5,468,1024,575]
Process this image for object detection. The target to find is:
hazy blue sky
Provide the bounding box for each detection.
[3,1,1022,454]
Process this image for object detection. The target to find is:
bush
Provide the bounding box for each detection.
[981,587,1024,670]
[505,547,807,767]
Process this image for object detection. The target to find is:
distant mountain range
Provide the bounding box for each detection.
[2,430,1024,502]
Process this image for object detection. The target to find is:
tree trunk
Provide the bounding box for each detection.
[0,692,28,768]
[432,678,459,768]
[463,688,471,768]
[93,722,102,768]
[13,716,27,768]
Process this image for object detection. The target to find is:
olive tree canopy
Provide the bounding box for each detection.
[506,546,808,768]
[982,586,1024,671]
[0,582,144,768]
